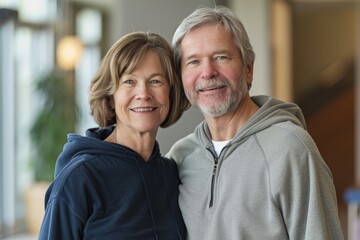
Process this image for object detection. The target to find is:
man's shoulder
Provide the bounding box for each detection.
[166,133,199,161]
[174,132,197,145]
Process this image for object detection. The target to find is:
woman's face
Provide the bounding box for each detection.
[113,51,170,135]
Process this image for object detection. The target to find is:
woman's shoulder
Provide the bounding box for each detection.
[159,156,177,169]
[48,154,100,199]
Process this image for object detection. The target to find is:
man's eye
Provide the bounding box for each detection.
[187,60,199,65]
[215,56,227,60]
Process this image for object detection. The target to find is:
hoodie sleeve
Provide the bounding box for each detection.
[266,123,344,239]
[39,158,92,240]
[38,196,84,240]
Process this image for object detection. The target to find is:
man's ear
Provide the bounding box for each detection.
[245,60,254,90]
[246,61,254,81]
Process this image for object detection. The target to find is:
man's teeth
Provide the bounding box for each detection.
[132,107,155,112]
[200,86,224,91]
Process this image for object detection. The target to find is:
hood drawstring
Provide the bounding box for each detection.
[133,156,159,240]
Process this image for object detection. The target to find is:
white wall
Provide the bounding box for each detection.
[229,0,271,96]
[108,0,214,46]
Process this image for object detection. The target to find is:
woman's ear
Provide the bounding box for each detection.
[108,97,115,111]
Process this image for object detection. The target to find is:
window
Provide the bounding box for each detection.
[0,1,56,237]
[75,7,102,134]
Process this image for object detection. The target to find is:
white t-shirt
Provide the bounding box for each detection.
[212,140,230,157]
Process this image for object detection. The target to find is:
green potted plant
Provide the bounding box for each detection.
[25,69,78,235]
[30,69,77,181]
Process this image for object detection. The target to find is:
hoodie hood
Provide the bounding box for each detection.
[54,126,160,177]
[195,95,307,147]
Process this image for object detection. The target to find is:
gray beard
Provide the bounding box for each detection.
[196,91,242,117]
[187,75,248,117]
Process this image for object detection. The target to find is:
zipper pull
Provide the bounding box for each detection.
[212,162,218,176]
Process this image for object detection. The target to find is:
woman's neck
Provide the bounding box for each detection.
[105,127,156,161]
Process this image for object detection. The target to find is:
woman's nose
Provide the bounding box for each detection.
[135,83,152,100]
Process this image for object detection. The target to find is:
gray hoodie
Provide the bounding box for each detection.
[167,95,343,240]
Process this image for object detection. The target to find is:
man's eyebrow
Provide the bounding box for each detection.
[183,53,198,61]
[183,49,232,60]
[213,49,232,55]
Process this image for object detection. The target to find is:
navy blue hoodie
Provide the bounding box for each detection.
[38,127,186,240]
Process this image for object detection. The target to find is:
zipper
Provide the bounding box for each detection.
[208,142,229,208]
[209,156,218,208]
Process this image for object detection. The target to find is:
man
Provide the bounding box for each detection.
[167,6,344,240]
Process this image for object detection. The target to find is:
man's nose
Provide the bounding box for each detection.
[201,60,218,80]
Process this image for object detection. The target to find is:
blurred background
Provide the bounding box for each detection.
[0,0,359,239]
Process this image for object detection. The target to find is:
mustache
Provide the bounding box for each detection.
[195,79,228,92]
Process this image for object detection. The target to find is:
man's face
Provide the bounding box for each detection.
[180,24,252,117]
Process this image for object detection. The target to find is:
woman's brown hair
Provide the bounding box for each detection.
[89,32,190,128]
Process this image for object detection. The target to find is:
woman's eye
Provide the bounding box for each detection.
[123,79,133,84]
[150,79,162,85]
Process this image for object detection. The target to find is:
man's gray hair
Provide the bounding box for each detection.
[172,6,255,77]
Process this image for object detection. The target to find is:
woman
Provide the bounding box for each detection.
[38,32,190,239]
